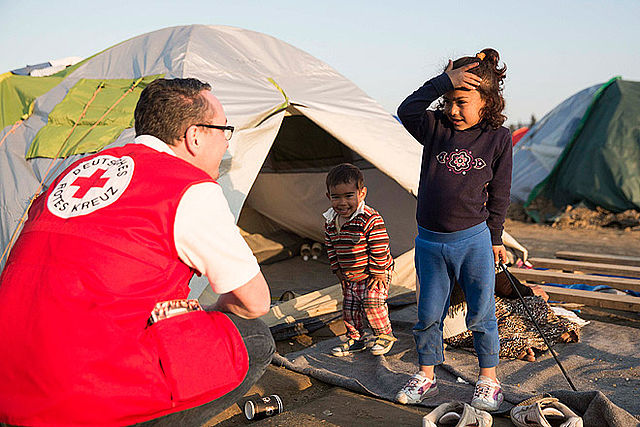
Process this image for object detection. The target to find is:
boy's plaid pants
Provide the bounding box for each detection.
[342,271,392,339]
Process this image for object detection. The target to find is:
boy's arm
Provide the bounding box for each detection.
[324,227,340,273]
[364,214,392,276]
[325,229,348,289]
[397,73,453,143]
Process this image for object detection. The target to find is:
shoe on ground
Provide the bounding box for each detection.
[510,396,583,427]
[422,401,492,427]
[395,372,438,404]
[330,338,366,356]
[370,333,397,356]
[471,375,504,412]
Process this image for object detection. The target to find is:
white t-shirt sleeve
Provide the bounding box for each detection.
[174,182,260,294]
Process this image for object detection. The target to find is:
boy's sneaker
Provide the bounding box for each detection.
[471,375,504,412]
[331,338,366,356]
[395,372,438,404]
[423,401,492,427]
[370,333,397,356]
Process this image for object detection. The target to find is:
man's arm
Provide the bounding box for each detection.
[213,272,271,319]
[174,183,270,316]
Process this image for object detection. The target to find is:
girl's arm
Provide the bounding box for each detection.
[486,130,513,246]
[397,73,453,143]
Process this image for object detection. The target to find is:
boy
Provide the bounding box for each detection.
[323,163,396,356]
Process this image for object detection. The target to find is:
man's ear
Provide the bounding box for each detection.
[183,125,199,156]
[326,191,331,200]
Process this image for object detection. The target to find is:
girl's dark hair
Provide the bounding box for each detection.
[326,163,364,192]
[445,48,507,128]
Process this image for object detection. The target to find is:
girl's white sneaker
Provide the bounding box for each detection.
[471,375,504,412]
[395,372,438,404]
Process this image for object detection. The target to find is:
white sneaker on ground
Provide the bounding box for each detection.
[510,396,583,427]
[395,372,438,404]
[422,401,493,427]
[471,375,504,412]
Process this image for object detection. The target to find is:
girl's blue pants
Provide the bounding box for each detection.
[413,222,499,368]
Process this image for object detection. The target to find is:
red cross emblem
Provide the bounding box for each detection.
[70,168,109,198]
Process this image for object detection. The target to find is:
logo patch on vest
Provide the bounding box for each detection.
[47,155,134,218]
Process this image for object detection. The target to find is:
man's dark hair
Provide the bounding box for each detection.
[134,78,213,145]
[326,163,365,192]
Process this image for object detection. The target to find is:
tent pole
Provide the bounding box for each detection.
[498,262,578,392]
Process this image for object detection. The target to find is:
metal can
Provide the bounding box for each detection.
[244,394,283,420]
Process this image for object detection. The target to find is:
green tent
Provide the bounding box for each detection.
[511,78,640,221]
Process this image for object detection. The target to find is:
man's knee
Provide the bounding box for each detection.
[248,319,276,368]
[228,315,275,368]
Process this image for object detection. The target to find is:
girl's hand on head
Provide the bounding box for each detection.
[445,60,482,90]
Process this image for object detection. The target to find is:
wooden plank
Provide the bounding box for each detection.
[539,285,640,312]
[555,251,640,267]
[529,257,640,278]
[510,267,640,293]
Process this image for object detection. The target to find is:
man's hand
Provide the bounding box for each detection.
[367,273,387,291]
[445,60,482,90]
[493,244,509,266]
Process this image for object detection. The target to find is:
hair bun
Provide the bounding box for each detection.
[480,48,500,66]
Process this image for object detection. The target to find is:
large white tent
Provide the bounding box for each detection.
[0,25,422,314]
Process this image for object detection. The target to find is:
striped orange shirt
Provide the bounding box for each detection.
[324,203,394,282]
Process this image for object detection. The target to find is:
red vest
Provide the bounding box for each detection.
[0,144,249,426]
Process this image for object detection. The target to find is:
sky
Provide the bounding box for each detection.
[1,0,639,126]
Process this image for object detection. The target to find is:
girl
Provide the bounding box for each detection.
[394,48,512,412]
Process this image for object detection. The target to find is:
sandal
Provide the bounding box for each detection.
[370,333,397,356]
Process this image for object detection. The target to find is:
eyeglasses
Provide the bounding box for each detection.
[194,124,235,141]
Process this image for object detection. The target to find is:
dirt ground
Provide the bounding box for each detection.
[206,218,640,426]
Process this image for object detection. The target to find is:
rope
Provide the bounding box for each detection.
[44,77,144,186]
[67,77,144,152]
[0,120,23,149]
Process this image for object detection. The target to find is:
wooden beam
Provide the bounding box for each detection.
[510,267,640,293]
[529,257,640,278]
[555,251,640,267]
[539,285,640,312]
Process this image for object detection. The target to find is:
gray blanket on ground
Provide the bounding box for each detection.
[273,307,639,427]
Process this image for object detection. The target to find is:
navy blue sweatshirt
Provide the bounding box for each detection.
[398,73,512,245]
